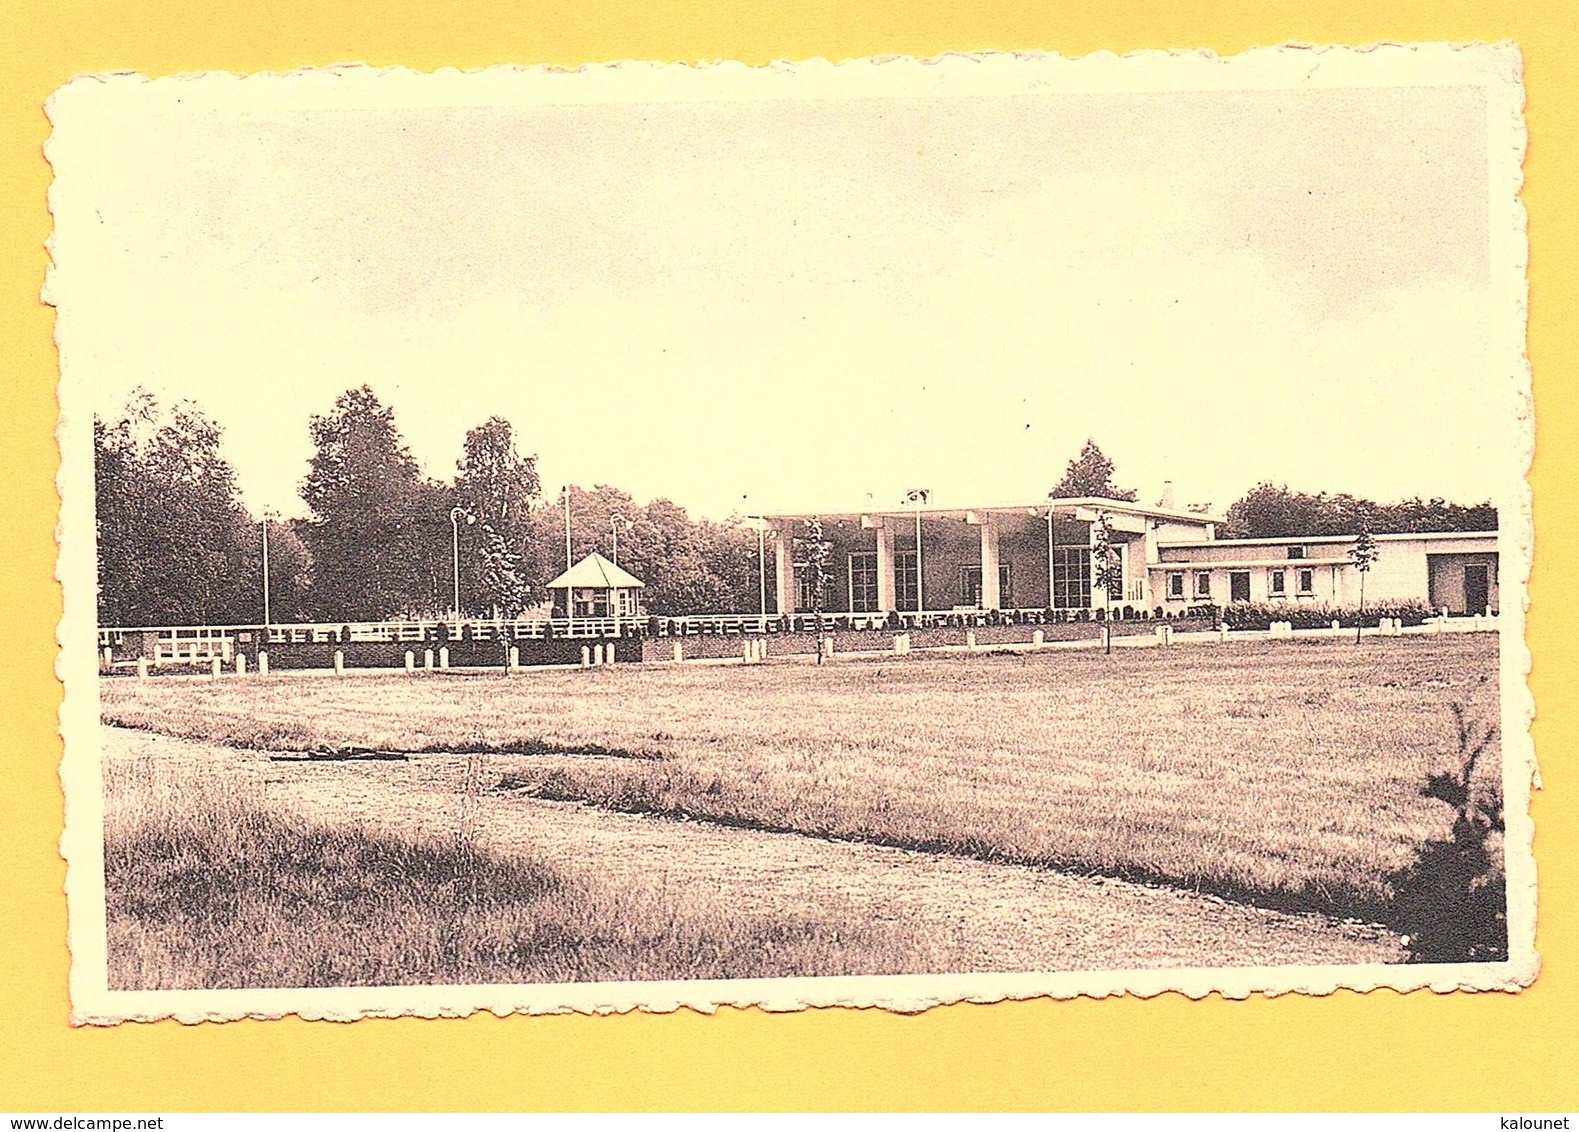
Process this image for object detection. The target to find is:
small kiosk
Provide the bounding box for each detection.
[547,552,646,619]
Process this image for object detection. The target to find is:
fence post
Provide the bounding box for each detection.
[965,630,977,651]
[235,654,246,677]
[1032,629,1044,647]
[593,643,604,666]
[438,647,449,670]
[102,646,114,669]
[509,646,519,672]
[423,648,434,672]
[1217,625,1229,643]
[607,642,617,666]
[405,650,415,674]
[672,641,683,664]
[136,657,149,680]
[581,646,591,668]
[822,637,835,659]
[334,650,345,676]
[211,656,221,680]
[257,651,269,677]
[1330,619,1342,638]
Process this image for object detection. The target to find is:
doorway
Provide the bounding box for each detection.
[1464,563,1490,615]
[1229,571,1251,603]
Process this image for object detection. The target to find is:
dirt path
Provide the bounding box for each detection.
[103,726,1406,972]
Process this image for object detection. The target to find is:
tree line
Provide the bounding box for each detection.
[93,400,1499,627]
[94,386,759,625]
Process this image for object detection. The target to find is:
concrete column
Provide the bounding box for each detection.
[874,521,896,613]
[980,520,1001,610]
[773,522,796,614]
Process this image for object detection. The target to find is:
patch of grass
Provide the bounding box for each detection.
[104,760,937,988]
[102,637,1503,945]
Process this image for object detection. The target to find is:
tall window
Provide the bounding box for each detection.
[1051,546,1091,609]
[1167,572,1185,600]
[1268,569,1286,597]
[895,550,919,611]
[794,563,834,611]
[1297,568,1315,596]
[848,552,878,613]
[961,564,1013,608]
[1194,572,1212,599]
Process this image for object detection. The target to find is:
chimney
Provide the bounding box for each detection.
[1157,480,1175,510]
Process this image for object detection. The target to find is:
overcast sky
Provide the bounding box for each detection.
[49,57,1523,521]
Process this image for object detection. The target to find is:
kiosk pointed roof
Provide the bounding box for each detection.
[545,551,646,590]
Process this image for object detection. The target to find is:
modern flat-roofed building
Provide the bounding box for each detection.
[753,498,1498,618]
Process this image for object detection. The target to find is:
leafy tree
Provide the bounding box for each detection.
[455,417,540,614]
[94,391,258,625]
[1349,527,1378,643]
[798,517,834,663]
[1089,511,1123,653]
[300,386,443,620]
[1052,439,1138,501]
[1225,483,1497,539]
[530,487,760,616]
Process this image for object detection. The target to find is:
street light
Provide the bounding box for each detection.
[260,514,272,632]
[610,513,629,567]
[1046,494,1058,611]
[904,488,930,613]
[450,506,475,619]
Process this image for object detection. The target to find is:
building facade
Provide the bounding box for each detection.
[755,499,1498,618]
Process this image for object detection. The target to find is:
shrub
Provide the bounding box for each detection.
[1221,599,1433,631]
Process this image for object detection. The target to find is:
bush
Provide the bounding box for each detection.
[1221,599,1433,631]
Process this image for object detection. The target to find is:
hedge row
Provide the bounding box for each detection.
[1218,599,1435,631]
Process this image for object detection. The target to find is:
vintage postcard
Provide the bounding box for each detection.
[46,44,1536,1024]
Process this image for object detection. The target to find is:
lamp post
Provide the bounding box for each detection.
[449,506,474,619]
[1046,497,1057,611]
[610,513,629,567]
[260,515,271,631]
[904,488,929,613]
[562,485,573,572]
[757,523,769,615]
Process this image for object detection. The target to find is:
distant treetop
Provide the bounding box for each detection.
[1052,439,1138,502]
[1223,482,1497,539]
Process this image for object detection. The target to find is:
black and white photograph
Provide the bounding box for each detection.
[45,44,1535,1023]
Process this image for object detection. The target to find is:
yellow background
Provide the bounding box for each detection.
[2,1,1575,1112]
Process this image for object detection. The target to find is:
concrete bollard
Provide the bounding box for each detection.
[235,655,246,677]
[257,651,269,677]
[439,647,449,670]
[965,630,977,651]
[405,650,415,674]
[581,646,591,669]
[136,657,149,680]
[423,649,434,672]
[509,646,519,671]
[672,641,684,663]
[211,656,221,679]
[1032,629,1044,647]
[334,650,345,676]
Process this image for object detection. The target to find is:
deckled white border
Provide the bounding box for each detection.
[46,43,1538,1025]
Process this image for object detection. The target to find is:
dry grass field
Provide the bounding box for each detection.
[104,753,948,988]
[103,636,1501,925]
